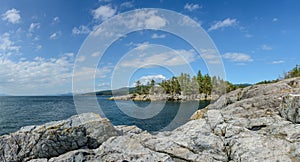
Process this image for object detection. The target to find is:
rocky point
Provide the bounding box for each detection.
[1,77,300,161]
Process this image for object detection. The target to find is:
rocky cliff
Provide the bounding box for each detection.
[1,77,300,161]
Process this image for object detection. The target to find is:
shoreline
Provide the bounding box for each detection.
[109,93,220,101]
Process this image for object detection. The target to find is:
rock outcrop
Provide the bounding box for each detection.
[1,77,300,161]
[280,94,300,123]
[0,113,119,161]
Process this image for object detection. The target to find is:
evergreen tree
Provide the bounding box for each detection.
[135,80,141,94]
[197,70,204,94]
[149,79,155,94]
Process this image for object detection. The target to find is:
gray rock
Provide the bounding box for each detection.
[95,135,173,161]
[0,113,118,161]
[280,94,300,123]
[48,149,96,162]
[142,119,228,162]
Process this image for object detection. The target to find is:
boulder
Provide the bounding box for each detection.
[0,113,118,161]
[280,94,300,123]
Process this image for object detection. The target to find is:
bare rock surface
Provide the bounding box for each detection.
[2,77,300,162]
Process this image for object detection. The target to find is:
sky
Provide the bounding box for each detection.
[0,0,299,95]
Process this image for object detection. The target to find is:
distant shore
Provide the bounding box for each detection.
[109,93,220,101]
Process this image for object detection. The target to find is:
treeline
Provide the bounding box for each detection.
[256,65,300,85]
[134,70,245,95]
[284,65,300,79]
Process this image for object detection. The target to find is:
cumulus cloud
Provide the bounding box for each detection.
[52,16,60,24]
[222,52,253,62]
[92,5,116,20]
[123,10,167,29]
[0,33,20,55]
[132,42,150,51]
[2,8,21,24]
[35,45,42,51]
[208,18,237,31]
[119,49,197,68]
[179,16,200,27]
[261,44,272,50]
[120,1,134,8]
[151,33,166,39]
[184,3,201,11]
[199,49,221,64]
[272,60,284,64]
[29,23,40,32]
[73,65,113,93]
[137,74,167,85]
[91,10,167,37]
[49,31,61,39]
[72,25,91,35]
[0,54,74,95]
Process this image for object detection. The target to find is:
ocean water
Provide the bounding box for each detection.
[0,96,209,136]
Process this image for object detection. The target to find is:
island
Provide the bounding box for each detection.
[108,70,249,101]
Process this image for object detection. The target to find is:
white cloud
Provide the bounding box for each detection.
[92,5,116,20]
[64,52,74,58]
[0,33,20,55]
[120,1,134,8]
[272,18,278,22]
[98,0,111,2]
[72,65,113,93]
[179,16,200,27]
[77,56,86,62]
[208,18,237,31]
[223,52,253,62]
[35,45,42,51]
[272,60,284,64]
[120,49,197,68]
[199,49,221,64]
[91,51,101,57]
[34,36,39,41]
[2,8,21,24]
[137,74,167,85]
[29,23,40,32]
[133,42,150,51]
[123,10,167,29]
[245,34,253,38]
[184,3,201,11]
[0,54,74,95]
[72,25,91,35]
[49,31,61,40]
[53,16,60,23]
[91,10,168,37]
[151,33,166,39]
[261,44,272,50]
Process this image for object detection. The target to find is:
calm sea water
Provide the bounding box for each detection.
[0,96,209,136]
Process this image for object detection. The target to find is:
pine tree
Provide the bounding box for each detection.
[135,80,141,94]
[150,79,155,94]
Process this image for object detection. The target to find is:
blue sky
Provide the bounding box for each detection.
[0,0,299,95]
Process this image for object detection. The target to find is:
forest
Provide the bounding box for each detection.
[134,70,243,96]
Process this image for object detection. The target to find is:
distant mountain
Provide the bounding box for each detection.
[84,87,136,96]
[58,92,73,96]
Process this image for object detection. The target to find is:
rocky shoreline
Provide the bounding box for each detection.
[1,77,300,161]
[109,93,220,101]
